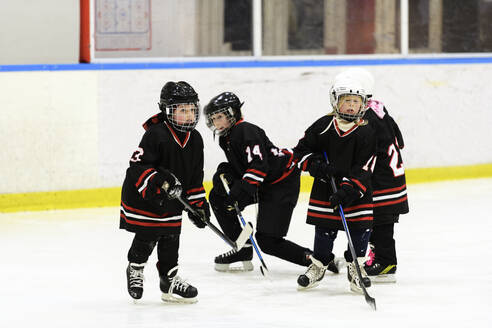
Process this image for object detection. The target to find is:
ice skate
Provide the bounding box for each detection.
[214,245,253,272]
[297,256,327,290]
[126,262,145,300]
[365,262,397,283]
[327,259,339,274]
[160,266,198,303]
[304,251,339,274]
[347,257,371,294]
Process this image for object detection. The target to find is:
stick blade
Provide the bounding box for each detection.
[365,294,377,311]
[259,264,273,281]
[235,222,253,250]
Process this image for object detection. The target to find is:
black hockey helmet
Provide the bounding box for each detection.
[158,81,200,132]
[203,92,243,136]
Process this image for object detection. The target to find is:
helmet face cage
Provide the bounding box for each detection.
[330,85,368,122]
[205,107,236,136]
[165,102,200,132]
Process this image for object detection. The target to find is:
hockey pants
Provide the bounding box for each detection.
[209,187,311,266]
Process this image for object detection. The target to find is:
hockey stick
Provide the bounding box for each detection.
[162,182,252,251]
[220,174,270,277]
[323,152,377,311]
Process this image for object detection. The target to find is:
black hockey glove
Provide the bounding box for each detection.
[212,162,235,196]
[142,171,167,203]
[307,158,336,179]
[228,180,256,210]
[186,200,210,229]
[157,168,182,200]
[329,184,360,209]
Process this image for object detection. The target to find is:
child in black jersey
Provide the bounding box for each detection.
[293,77,377,293]
[120,81,209,303]
[338,68,409,283]
[203,92,312,272]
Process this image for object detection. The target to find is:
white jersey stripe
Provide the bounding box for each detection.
[308,205,335,213]
[137,171,157,194]
[188,192,206,200]
[344,210,373,218]
[121,207,181,222]
[308,205,372,217]
[373,190,407,202]
[297,153,313,168]
[243,173,264,182]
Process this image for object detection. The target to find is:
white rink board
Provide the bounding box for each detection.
[0,179,491,327]
[1,64,492,193]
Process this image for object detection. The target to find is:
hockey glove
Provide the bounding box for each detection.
[142,171,167,203]
[186,200,210,229]
[307,158,336,179]
[212,162,235,196]
[329,184,360,209]
[158,168,182,200]
[228,180,256,210]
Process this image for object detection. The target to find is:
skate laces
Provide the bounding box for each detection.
[168,275,191,293]
[348,261,368,286]
[129,267,144,288]
[304,263,326,282]
[219,248,237,258]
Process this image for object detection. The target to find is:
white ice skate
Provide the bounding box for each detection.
[297,256,327,290]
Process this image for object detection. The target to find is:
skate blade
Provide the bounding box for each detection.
[349,283,364,294]
[215,261,254,272]
[161,293,198,304]
[349,280,371,294]
[370,274,396,283]
[297,281,320,291]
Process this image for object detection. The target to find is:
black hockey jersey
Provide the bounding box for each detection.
[119,113,206,235]
[218,119,296,187]
[365,100,409,216]
[293,115,377,230]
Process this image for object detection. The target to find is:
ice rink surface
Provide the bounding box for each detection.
[1,178,491,328]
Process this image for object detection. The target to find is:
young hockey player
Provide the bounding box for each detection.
[293,77,376,293]
[203,91,313,272]
[338,68,409,283]
[120,81,210,303]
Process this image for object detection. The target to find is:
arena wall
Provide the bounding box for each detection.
[1,60,491,211]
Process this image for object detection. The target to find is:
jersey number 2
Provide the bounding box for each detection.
[388,144,405,177]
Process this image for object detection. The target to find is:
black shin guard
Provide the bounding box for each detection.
[156,234,180,276]
[128,233,157,264]
[255,232,311,266]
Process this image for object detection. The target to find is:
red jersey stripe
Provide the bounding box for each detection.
[373,184,407,195]
[246,168,267,177]
[135,168,154,188]
[373,195,408,207]
[350,178,367,193]
[121,201,169,218]
[308,211,372,221]
[122,214,181,227]
[186,187,205,194]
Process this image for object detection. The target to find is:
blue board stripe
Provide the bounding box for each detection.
[1,56,492,72]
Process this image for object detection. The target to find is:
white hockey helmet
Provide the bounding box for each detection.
[335,68,374,98]
[329,77,368,121]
